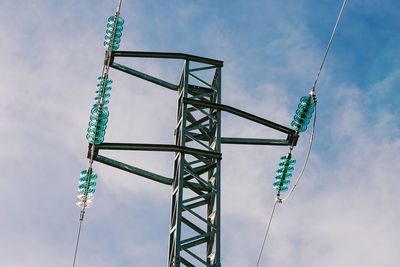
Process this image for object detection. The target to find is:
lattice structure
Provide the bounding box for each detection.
[168,60,222,266]
[90,51,298,267]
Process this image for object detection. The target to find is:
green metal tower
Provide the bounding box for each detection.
[90,50,298,266]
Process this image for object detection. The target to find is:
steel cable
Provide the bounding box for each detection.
[256,201,278,267]
[256,0,347,265]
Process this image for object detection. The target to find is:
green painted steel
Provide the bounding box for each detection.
[111,51,223,67]
[88,51,296,266]
[93,154,173,185]
[182,98,295,135]
[220,137,291,146]
[111,62,179,90]
[95,143,222,159]
[167,60,222,266]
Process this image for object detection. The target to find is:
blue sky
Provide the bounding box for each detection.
[1,0,399,266]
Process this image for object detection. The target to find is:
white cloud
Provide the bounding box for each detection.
[1,0,399,266]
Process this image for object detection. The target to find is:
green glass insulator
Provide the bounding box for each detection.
[94,93,111,102]
[80,170,97,179]
[96,130,106,138]
[108,15,124,25]
[88,120,108,130]
[273,180,290,186]
[300,96,314,107]
[86,134,104,145]
[87,127,106,137]
[107,24,123,32]
[297,103,314,114]
[291,120,308,132]
[90,113,109,121]
[291,96,315,132]
[293,114,310,125]
[91,106,109,116]
[78,187,95,194]
[276,166,294,175]
[96,86,112,92]
[98,99,109,105]
[296,109,312,119]
[275,173,292,180]
[89,120,108,129]
[88,123,107,132]
[104,41,120,50]
[105,35,121,44]
[279,165,294,172]
[105,29,122,38]
[87,130,105,139]
[97,77,113,84]
[279,160,296,167]
[78,181,96,190]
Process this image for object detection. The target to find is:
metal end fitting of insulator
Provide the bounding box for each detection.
[309,89,317,105]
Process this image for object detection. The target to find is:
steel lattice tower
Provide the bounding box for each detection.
[91,51,297,266]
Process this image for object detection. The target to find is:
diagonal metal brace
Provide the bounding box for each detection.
[93,154,173,185]
[91,154,208,191]
[183,98,295,135]
[111,62,178,91]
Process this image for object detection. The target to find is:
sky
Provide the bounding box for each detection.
[1,0,399,266]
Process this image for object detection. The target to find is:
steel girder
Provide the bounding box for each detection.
[88,51,297,266]
[168,60,222,267]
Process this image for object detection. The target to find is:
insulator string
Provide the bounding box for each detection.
[282,103,317,202]
[73,1,123,266]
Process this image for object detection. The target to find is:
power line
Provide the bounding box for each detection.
[311,0,348,94]
[72,213,84,267]
[256,0,348,265]
[256,201,278,267]
[283,0,347,202]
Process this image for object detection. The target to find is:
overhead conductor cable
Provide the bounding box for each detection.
[256,1,347,266]
[72,1,124,266]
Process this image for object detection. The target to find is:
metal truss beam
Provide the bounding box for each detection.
[183,98,295,134]
[168,60,221,267]
[92,51,297,267]
[111,51,223,67]
[111,62,179,91]
[221,137,294,146]
[93,154,173,185]
[95,143,221,159]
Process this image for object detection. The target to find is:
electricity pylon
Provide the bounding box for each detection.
[91,50,298,266]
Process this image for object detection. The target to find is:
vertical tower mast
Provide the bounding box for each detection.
[168,61,222,266]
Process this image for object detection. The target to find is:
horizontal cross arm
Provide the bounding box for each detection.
[221,137,292,146]
[95,143,222,159]
[111,50,223,67]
